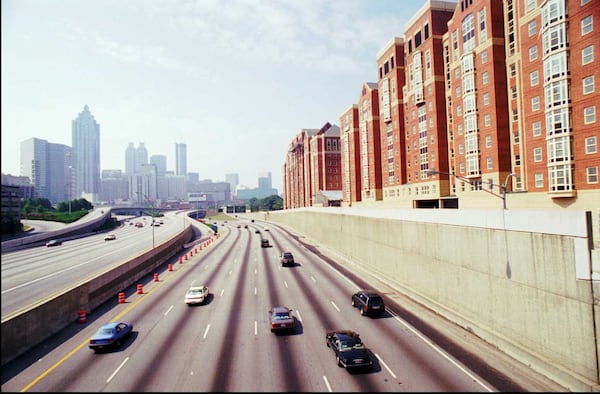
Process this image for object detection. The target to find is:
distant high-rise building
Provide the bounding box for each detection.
[125,143,136,174]
[150,154,167,175]
[136,143,148,173]
[72,104,100,201]
[258,172,272,189]
[20,137,72,204]
[226,173,239,199]
[175,143,187,176]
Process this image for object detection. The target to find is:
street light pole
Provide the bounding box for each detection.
[427,169,516,209]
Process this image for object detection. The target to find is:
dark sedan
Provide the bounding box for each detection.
[46,239,62,247]
[325,330,372,369]
[89,321,133,352]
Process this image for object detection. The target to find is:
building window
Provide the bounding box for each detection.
[424,23,430,39]
[582,45,594,65]
[462,13,476,52]
[533,121,542,137]
[532,96,541,111]
[586,136,597,153]
[582,0,591,5]
[534,147,543,162]
[458,144,464,154]
[482,71,489,85]
[487,157,493,169]
[484,114,491,126]
[511,86,518,99]
[529,45,538,61]
[458,124,463,135]
[510,63,517,77]
[479,9,487,42]
[530,71,539,86]
[583,76,595,94]
[456,86,462,97]
[481,50,488,64]
[535,173,544,187]
[486,135,492,148]
[528,20,537,36]
[527,0,536,12]
[585,106,596,124]
[582,15,593,35]
[457,105,462,116]
[483,93,490,105]
[455,67,461,79]
[588,167,599,184]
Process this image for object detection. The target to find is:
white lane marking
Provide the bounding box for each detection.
[330,301,340,312]
[254,320,258,336]
[284,281,288,288]
[389,312,493,391]
[220,289,225,297]
[254,287,257,295]
[296,310,303,322]
[375,353,396,379]
[322,376,332,392]
[106,357,129,383]
[254,268,257,275]
[164,305,174,316]
[228,269,233,275]
[310,276,316,283]
[203,324,211,339]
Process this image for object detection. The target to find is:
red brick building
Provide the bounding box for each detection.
[339,105,361,205]
[357,82,382,203]
[309,123,342,199]
[377,37,409,204]
[404,1,455,207]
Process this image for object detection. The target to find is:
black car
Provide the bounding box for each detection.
[351,290,385,316]
[325,330,372,369]
[261,238,270,248]
[46,239,62,247]
[280,251,294,267]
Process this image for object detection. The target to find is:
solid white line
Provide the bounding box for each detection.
[330,301,340,312]
[375,353,396,379]
[389,313,493,391]
[203,324,210,339]
[254,287,257,295]
[164,305,174,316]
[254,320,258,336]
[106,357,129,383]
[322,376,332,392]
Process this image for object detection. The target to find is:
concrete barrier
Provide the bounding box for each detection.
[264,207,599,391]
[0,224,193,366]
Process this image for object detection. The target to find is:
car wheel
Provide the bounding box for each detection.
[360,307,366,316]
[336,355,342,367]
[115,340,121,349]
[351,299,356,307]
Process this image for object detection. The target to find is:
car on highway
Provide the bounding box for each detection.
[185,285,209,305]
[135,222,144,228]
[280,251,294,267]
[46,239,62,247]
[268,306,295,332]
[351,290,386,317]
[325,330,372,369]
[89,321,133,352]
[261,238,270,248]
[104,234,117,241]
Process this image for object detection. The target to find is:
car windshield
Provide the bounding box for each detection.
[187,289,202,295]
[340,340,364,351]
[273,313,290,320]
[100,328,114,335]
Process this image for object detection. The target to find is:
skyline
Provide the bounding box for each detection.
[1,0,426,193]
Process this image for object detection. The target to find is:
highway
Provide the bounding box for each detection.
[0,213,189,318]
[1,218,564,392]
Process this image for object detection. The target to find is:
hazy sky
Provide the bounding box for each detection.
[2,0,426,193]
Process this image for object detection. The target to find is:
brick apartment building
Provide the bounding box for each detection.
[283,0,599,214]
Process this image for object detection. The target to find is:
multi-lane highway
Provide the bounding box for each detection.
[1,213,189,317]
[1,217,566,392]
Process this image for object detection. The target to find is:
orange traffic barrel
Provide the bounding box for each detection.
[137,284,143,294]
[118,292,125,304]
[77,309,86,324]
[168,263,173,271]
[153,273,159,282]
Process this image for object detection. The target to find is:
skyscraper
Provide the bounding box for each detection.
[125,142,136,174]
[136,143,148,173]
[72,105,100,201]
[175,143,187,176]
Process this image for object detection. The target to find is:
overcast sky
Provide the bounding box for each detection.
[2,0,426,193]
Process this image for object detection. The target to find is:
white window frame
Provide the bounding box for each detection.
[533,121,542,137]
[582,15,593,36]
[587,167,598,184]
[586,136,597,153]
[583,76,595,95]
[584,106,596,124]
[582,45,594,65]
[534,147,543,162]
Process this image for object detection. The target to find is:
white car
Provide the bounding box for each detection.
[185,286,209,305]
[104,234,117,241]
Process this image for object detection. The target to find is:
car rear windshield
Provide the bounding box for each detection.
[369,296,384,304]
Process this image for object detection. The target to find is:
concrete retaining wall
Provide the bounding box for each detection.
[265,207,599,391]
[0,224,193,366]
